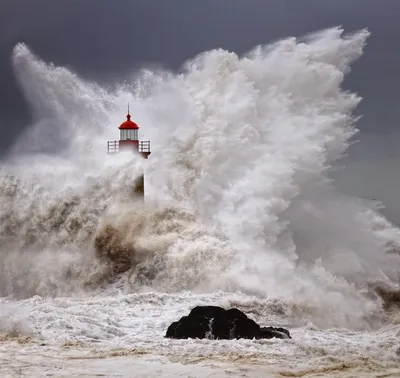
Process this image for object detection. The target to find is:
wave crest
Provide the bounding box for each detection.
[1,27,400,329]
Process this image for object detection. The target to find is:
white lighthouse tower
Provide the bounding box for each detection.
[107,106,151,197]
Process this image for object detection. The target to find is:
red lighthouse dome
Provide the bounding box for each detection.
[119,113,139,130]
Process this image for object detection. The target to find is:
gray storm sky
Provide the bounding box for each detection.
[1,0,400,220]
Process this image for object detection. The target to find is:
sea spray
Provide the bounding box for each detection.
[1,27,399,329]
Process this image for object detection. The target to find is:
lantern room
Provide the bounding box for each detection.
[119,113,139,141]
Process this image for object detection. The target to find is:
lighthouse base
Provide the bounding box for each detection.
[133,174,145,198]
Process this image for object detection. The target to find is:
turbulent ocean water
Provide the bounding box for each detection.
[1,27,400,377]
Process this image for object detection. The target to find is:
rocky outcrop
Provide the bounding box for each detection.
[165,305,291,340]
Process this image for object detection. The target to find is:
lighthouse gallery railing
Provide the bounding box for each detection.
[107,140,150,154]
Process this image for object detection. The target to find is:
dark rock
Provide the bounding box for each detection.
[165,305,291,340]
[232,317,260,339]
[259,326,291,339]
[190,305,227,319]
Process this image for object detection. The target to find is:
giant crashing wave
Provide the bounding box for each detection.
[1,27,400,330]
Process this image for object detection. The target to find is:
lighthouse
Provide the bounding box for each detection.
[107,106,151,198]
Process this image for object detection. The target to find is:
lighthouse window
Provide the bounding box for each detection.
[120,129,138,140]
[131,129,138,140]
